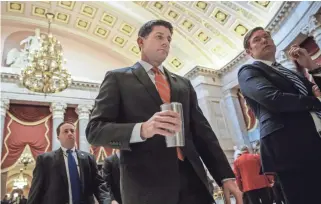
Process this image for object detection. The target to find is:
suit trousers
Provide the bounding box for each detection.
[177,159,213,204]
[277,161,321,204]
[244,187,273,204]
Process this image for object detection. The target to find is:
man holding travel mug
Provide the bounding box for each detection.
[86,19,242,204]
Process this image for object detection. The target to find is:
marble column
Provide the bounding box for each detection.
[222,89,252,150]
[1,172,8,198]
[76,104,93,152]
[302,13,321,49]
[50,102,67,151]
[0,98,10,156]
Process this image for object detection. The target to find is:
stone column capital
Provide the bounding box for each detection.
[76,104,93,120]
[50,102,67,119]
[0,98,10,116]
[223,88,238,99]
[276,50,297,71]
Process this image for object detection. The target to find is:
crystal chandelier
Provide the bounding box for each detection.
[13,169,27,189]
[19,153,34,170]
[20,12,72,94]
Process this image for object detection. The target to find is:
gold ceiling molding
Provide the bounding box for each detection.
[94,26,109,38]
[55,12,70,24]
[32,6,47,18]
[184,66,221,80]
[252,1,271,9]
[113,36,127,47]
[100,12,117,27]
[80,4,97,19]
[76,18,91,30]
[119,23,135,36]
[170,58,183,71]
[130,45,140,56]
[211,8,230,25]
[58,1,75,11]
[194,1,209,13]
[7,2,24,13]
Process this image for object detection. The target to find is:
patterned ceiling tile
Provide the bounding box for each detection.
[170,58,183,70]
[152,1,165,12]
[120,23,135,36]
[58,1,75,11]
[100,12,117,27]
[211,8,230,25]
[7,2,24,13]
[130,45,140,56]
[252,1,271,8]
[32,6,47,18]
[80,4,97,18]
[94,26,109,39]
[166,9,180,21]
[194,1,209,12]
[196,31,211,44]
[181,19,194,32]
[76,18,91,31]
[234,24,248,37]
[55,12,70,24]
[212,45,227,58]
[113,36,127,47]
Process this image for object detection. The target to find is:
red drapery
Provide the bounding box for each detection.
[90,146,113,163]
[64,107,79,149]
[1,104,52,172]
[300,37,321,82]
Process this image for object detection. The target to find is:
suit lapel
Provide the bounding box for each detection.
[164,68,180,103]
[253,61,299,90]
[76,150,86,194]
[132,62,163,107]
[55,148,68,189]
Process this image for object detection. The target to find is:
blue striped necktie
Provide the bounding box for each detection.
[67,149,81,204]
[272,62,321,118]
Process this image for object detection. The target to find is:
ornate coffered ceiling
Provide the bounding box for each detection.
[2,1,285,75]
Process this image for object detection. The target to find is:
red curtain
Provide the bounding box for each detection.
[300,37,321,82]
[64,107,79,149]
[90,146,113,163]
[1,104,52,172]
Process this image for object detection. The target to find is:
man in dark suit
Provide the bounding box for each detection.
[86,20,242,204]
[238,27,321,204]
[27,122,111,204]
[103,150,121,204]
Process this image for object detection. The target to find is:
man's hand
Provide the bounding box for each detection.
[288,44,318,70]
[222,180,243,204]
[111,200,119,204]
[313,85,321,97]
[141,110,181,139]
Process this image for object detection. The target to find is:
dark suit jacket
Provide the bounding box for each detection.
[238,61,321,172]
[103,154,121,204]
[86,62,234,204]
[27,148,111,204]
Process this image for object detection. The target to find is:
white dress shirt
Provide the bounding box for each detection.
[129,60,166,143]
[256,59,321,133]
[61,146,80,204]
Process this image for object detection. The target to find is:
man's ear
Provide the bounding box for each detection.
[137,37,143,51]
[245,48,253,57]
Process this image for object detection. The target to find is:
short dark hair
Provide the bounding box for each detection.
[138,20,173,38]
[243,27,268,49]
[56,121,75,136]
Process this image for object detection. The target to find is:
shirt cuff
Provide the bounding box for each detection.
[317,97,321,103]
[222,178,236,183]
[130,123,146,143]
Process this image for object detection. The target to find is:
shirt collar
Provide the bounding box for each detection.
[138,60,164,74]
[61,146,76,153]
[255,59,274,67]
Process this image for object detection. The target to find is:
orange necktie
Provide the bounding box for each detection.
[152,67,184,161]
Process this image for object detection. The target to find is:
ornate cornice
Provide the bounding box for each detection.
[1,72,101,91]
[184,1,299,78]
[184,66,220,80]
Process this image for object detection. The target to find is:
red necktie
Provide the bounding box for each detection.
[152,67,184,161]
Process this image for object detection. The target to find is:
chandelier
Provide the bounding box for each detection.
[13,169,27,189]
[19,153,34,170]
[20,12,72,94]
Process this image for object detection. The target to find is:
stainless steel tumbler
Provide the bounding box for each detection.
[160,102,185,147]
